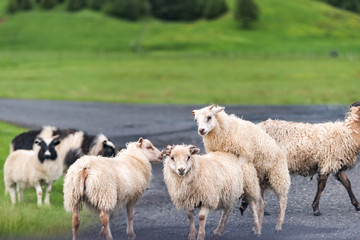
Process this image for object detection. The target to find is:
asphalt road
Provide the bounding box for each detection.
[1,99,359,240]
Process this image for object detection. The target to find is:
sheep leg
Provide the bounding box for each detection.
[249,199,261,236]
[257,189,266,232]
[99,209,113,240]
[44,183,52,205]
[186,210,197,240]
[335,170,360,211]
[34,183,43,206]
[214,207,231,237]
[9,186,16,204]
[126,200,137,240]
[16,183,23,202]
[312,174,329,216]
[275,194,287,233]
[197,206,209,240]
[72,202,80,240]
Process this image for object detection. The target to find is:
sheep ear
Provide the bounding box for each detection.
[350,101,360,108]
[34,138,42,146]
[189,145,200,155]
[161,149,171,156]
[192,110,197,116]
[210,105,224,115]
[137,137,143,147]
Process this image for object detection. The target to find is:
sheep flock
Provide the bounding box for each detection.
[3,102,360,240]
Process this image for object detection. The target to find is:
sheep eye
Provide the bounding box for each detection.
[146,146,153,150]
[186,156,191,161]
[207,116,212,122]
[171,156,175,161]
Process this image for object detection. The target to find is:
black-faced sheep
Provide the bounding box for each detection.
[258,103,360,216]
[4,136,62,206]
[10,126,116,172]
[163,145,250,240]
[63,138,163,240]
[192,105,291,232]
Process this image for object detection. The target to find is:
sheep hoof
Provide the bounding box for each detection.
[313,211,322,216]
[355,205,360,211]
[212,234,220,240]
[127,233,136,240]
[251,229,261,237]
[275,229,281,234]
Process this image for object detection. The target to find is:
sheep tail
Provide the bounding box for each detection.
[79,168,88,198]
[64,167,88,212]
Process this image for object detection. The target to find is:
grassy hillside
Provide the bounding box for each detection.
[0,0,360,54]
[0,0,359,104]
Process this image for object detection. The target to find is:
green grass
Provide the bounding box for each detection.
[0,122,93,238]
[0,51,359,104]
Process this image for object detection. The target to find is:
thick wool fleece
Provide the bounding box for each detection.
[258,106,360,176]
[63,142,152,213]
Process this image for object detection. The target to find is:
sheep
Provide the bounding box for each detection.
[192,105,291,232]
[63,137,163,240]
[163,144,251,240]
[257,103,360,216]
[4,136,62,206]
[10,126,116,172]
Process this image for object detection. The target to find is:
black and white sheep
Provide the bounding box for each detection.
[10,126,116,172]
[4,136,62,205]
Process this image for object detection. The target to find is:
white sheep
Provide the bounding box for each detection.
[192,105,291,232]
[163,144,255,240]
[63,137,163,240]
[4,136,62,206]
[258,103,360,216]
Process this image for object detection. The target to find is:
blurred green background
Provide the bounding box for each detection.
[0,0,360,238]
[1,0,359,104]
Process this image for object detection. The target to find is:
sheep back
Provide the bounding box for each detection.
[64,153,152,213]
[259,119,359,176]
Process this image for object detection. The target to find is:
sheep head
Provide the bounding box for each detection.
[136,137,163,162]
[34,136,61,163]
[166,145,200,177]
[192,105,225,136]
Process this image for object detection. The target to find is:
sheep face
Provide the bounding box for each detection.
[192,105,225,136]
[164,145,200,176]
[101,140,116,157]
[136,137,163,162]
[34,137,61,163]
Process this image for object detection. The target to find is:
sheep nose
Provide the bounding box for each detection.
[178,168,185,175]
[199,128,205,135]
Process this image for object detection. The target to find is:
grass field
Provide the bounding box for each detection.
[0,51,359,104]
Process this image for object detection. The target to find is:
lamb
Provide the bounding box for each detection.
[10,126,116,172]
[257,102,360,216]
[4,136,62,206]
[63,137,163,240]
[163,144,252,240]
[192,105,291,232]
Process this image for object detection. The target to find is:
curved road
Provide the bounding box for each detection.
[1,99,359,240]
